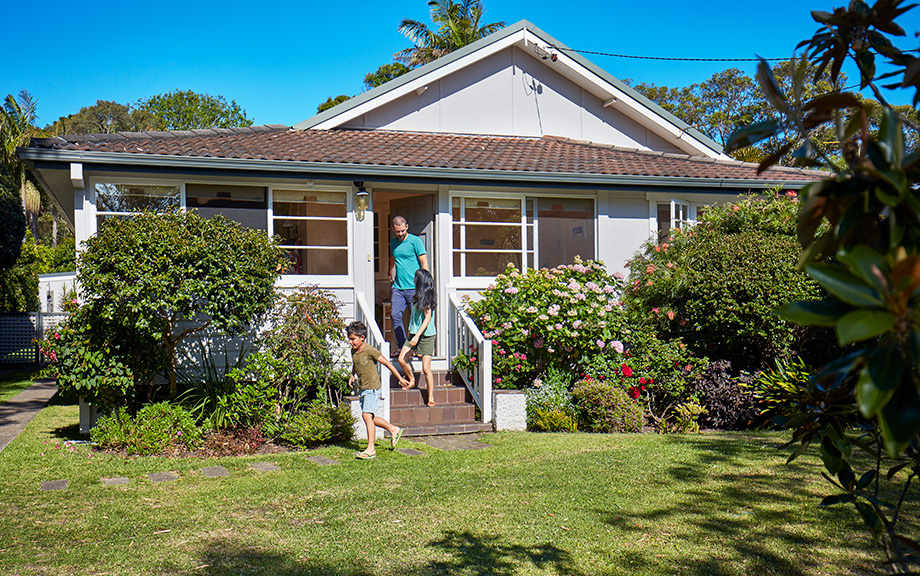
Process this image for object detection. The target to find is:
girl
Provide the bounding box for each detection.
[398,269,437,406]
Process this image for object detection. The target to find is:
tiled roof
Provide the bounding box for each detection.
[30,125,823,182]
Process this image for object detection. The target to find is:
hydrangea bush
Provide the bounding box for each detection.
[457,258,628,389]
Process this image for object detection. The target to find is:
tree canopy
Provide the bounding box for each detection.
[364,63,414,90]
[395,0,505,67]
[47,100,163,135]
[136,90,253,130]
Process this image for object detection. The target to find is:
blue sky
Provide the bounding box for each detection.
[5,0,919,128]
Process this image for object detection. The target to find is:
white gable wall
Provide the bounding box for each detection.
[341,46,684,154]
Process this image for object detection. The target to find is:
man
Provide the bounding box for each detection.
[389,215,429,353]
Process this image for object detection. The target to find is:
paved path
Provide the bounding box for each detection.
[0,379,58,454]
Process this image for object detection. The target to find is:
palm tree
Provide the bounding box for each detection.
[395,0,506,67]
[0,91,43,227]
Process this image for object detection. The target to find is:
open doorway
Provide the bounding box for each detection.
[372,190,435,351]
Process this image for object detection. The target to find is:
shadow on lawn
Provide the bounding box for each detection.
[167,530,582,576]
[597,433,875,576]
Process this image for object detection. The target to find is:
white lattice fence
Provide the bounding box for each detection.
[0,313,69,364]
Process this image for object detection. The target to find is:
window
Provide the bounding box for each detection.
[186,184,267,230]
[656,200,691,240]
[272,189,348,275]
[94,182,180,227]
[452,196,595,277]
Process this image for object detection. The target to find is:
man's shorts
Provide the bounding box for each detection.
[359,388,381,414]
[407,333,436,357]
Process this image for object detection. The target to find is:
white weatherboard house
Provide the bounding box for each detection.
[20,21,820,430]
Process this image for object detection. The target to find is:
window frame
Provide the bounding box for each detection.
[268,184,354,284]
[449,191,596,282]
[89,178,184,236]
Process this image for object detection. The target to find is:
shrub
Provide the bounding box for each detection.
[659,401,707,434]
[624,191,833,373]
[525,368,578,432]
[691,360,758,430]
[743,356,813,426]
[278,400,354,449]
[571,377,644,433]
[91,402,201,455]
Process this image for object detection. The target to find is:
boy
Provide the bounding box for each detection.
[347,321,406,459]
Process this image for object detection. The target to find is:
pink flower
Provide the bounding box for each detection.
[651,308,660,314]
[491,339,499,345]
[534,338,544,349]
[666,310,676,320]
[54,332,60,340]
[495,378,502,384]
[610,341,624,353]
[596,339,605,348]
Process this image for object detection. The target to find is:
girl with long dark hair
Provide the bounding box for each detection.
[397,268,438,406]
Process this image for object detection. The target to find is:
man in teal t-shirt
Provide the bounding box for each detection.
[389,215,429,352]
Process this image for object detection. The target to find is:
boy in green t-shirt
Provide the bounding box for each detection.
[347,321,407,459]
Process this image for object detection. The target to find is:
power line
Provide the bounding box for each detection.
[549,45,794,63]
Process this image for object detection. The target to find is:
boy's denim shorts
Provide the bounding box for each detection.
[359,388,381,414]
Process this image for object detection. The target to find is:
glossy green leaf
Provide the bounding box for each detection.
[857,366,896,418]
[806,264,883,307]
[879,385,920,457]
[856,501,884,538]
[886,461,910,480]
[756,59,788,114]
[836,245,888,293]
[776,299,852,326]
[856,470,876,491]
[725,119,780,151]
[820,436,842,473]
[819,494,854,506]
[836,310,896,345]
[867,344,904,393]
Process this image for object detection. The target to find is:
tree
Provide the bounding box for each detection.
[629,61,845,164]
[136,90,253,130]
[364,63,413,90]
[75,209,286,397]
[0,91,43,225]
[0,191,25,270]
[726,0,920,569]
[394,0,505,67]
[47,100,163,135]
[317,94,351,113]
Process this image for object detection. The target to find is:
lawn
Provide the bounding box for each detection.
[0,366,41,404]
[0,402,884,576]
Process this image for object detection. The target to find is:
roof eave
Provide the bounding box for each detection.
[18,148,820,190]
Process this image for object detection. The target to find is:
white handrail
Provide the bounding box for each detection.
[448,293,492,423]
[355,291,391,422]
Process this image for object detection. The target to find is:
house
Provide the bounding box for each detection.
[20,20,821,426]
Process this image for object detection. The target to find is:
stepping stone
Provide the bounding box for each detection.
[249,462,281,472]
[305,456,339,466]
[396,448,426,456]
[40,479,68,491]
[148,472,179,483]
[102,477,129,486]
[201,466,229,477]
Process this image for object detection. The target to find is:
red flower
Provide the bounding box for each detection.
[621,364,634,377]
[628,386,642,399]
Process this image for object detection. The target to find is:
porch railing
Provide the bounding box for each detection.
[448,293,491,423]
[355,291,391,422]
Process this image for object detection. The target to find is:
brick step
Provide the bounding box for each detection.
[389,385,471,407]
[387,369,455,390]
[390,402,476,427]
[399,422,493,437]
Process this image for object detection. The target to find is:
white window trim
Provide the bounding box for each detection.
[449,191,597,281]
[88,178,185,238]
[269,184,354,284]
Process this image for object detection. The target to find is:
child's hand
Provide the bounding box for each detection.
[398,376,409,386]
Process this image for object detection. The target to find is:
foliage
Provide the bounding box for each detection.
[198,426,266,457]
[624,191,831,373]
[46,100,163,135]
[395,0,505,66]
[744,356,814,424]
[690,360,758,431]
[628,60,847,164]
[30,236,75,274]
[724,0,920,569]
[458,258,627,389]
[525,367,578,432]
[76,209,285,397]
[658,400,707,434]
[570,376,644,433]
[0,191,25,269]
[0,231,38,312]
[247,286,349,402]
[136,90,253,130]
[40,304,161,412]
[90,402,201,456]
[364,63,413,90]
[277,400,354,449]
[212,379,283,436]
[0,90,43,217]
[317,94,351,113]
[176,336,250,425]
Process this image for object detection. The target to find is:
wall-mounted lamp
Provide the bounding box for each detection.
[354,181,369,221]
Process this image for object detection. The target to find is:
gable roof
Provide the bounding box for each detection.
[25,126,821,188]
[295,20,726,159]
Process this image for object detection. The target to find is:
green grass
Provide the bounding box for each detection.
[0,366,41,404]
[0,403,885,576]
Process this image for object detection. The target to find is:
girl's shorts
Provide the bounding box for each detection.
[407,333,436,357]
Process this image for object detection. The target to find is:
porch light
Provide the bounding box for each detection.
[354,182,370,221]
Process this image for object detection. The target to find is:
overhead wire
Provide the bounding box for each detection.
[548,45,795,62]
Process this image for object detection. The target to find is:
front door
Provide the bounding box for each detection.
[387,194,435,352]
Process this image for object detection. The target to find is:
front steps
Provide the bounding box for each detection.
[387,369,491,437]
